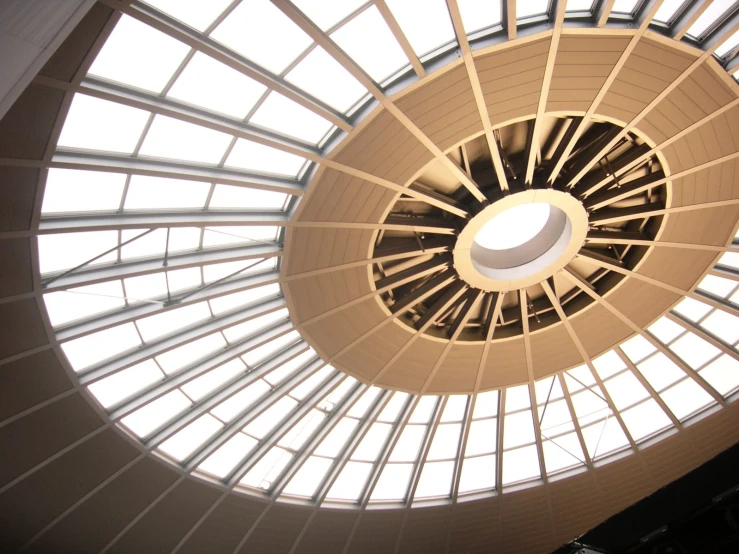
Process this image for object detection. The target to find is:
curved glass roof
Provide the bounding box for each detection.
[38,0,739,508]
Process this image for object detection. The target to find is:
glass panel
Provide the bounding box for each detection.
[250,91,333,143]
[505,384,531,412]
[699,355,739,396]
[87,360,163,408]
[202,258,276,285]
[637,353,685,391]
[209,284,282,316]
[465,418,497,456]
[687,0,735,38]
[292,0,367,30]
[243,396,298,438]
[697,275,736,298]
[592,350,627,379]
[567,0,595,11]
[458,454,496,494]
[581,417,629,459]
[409,396,438,423]
[385,0,455,57]
[158,414,223,461]
[620,399,672,441]
[88,15,189,92]
[389,425,425,462]
[503,409,536,450]
[58,94,149,153]
[285,46,366,113]
[156,333,227,374]
[181,359,246,401]
[377,392,410,422]
[620,335,657,364]
[603,371,650,410]
[518,0,550,18]
[288,365,333,399]
[700,310,739,344]
[673,297,712,322]
[347,387,383,418]
[265,350,316,386]
[669,333,720,369]
[535,375,565,403]
[225,138,307,177]
[660,378,714,420]
[43,281,126,327]
[222,309,288,344]
[42,169,125,213]
[136,302,210,342]
[143,0,233,32]
[414,460,454,499]
[611,0,640,15]
[121,390,192,437]
[502,445,540,484]
[168,52,268,119]
[198,432,258,478]
[427,423,462,461]
[279,409,325,450]
[543,433,585,474]
[124,175,210,210]
[239,446,292,489]
[458,0,502,34]
[139,115,232,164]
[210,380,271,423]
[472,390,499,419]
[209,184,288,210]
[441,395,468,422]
[211,0,312,74]
[648,317,685,344]
[653,0,688,24]
[539,399,574,436]
[371,463,413,501]
[61,322,141,371]
[282,456,333,497]
[326,461,372,501]
[331,6,409,82]
[314,418,359,457]
[352,423,392,462]
[240,329,298,365]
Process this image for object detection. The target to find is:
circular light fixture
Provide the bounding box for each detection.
[454,189,588,292]
[473,203,551,250]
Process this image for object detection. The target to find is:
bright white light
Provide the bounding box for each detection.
[474,203,551,251]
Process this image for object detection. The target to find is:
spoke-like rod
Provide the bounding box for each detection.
[447,0,511,193]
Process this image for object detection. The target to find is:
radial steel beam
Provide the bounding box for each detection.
[143,341,311,448]
[588,202,664,225]
[184,357,328,472]
[76,301,287,385]
[224,373,355,486]
[546,0,669,184]
[42,242,281,292]
[52,150,303,195]
[671,0,713,40]
[577,250,739,318]
[524,0,567,186]
[447,0,511,193]
[573,143,654,199]
[106,0,352,131]
[596,0,617,27]
[583,171,665,210]
[374,0,425,77]
[403,397,446,504]
[561,267,727,406]
[109,332,305,421]
[586,233,739,253]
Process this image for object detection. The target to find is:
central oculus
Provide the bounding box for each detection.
[454,189,588,292]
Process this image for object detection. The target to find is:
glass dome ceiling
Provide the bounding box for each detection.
[37,0,739,509]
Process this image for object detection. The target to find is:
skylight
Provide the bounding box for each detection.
[38,0,739,515]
